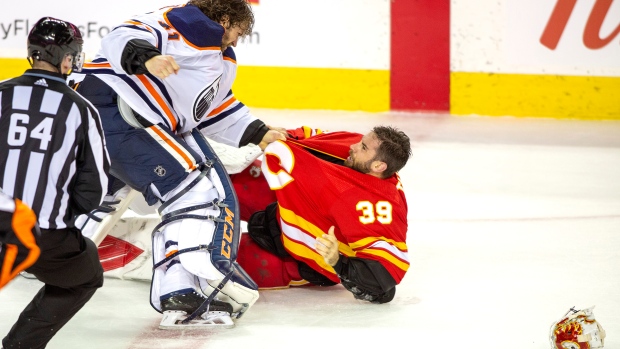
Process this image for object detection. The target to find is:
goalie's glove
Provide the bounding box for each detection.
[206,138,262,174]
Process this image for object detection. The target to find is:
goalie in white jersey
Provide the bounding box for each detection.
[72,0,285,328]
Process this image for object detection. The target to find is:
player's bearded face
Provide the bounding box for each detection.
[344,152,374,174]
[344,132,380,174]
[220,23,249,51]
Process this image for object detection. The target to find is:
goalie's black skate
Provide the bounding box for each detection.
[159,290,235,330]
[161,290,233,315]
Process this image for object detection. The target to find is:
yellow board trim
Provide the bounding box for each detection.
[0,59,389,112]
[451,72,620,120]
[235,66,390,112]
[0,58,30,81]
[5,57,618,119]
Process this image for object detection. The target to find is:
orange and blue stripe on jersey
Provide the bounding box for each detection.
[114,20,163,52]
[145,124,198,172]
[81,59,178,131]
[197,91,245,130]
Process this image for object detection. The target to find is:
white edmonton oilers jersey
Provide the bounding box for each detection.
[79,3,257,144]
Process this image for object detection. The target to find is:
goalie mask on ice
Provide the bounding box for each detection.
[550,306,606,349]
[150,130,258,329]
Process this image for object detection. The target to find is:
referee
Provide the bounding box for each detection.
[0,17,110,349]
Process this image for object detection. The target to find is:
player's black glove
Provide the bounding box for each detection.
[334,255,397,304]
[340,276,395,304]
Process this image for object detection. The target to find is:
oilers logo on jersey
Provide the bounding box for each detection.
[193,75,222,123]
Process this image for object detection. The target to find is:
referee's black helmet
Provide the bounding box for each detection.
[27,17,84,72]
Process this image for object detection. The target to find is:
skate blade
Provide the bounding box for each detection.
[159,310,235,330]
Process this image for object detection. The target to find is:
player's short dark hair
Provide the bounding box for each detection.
[189,0,254,35]
[372,126,411,178]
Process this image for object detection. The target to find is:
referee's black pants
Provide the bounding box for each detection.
[2,228,104,349]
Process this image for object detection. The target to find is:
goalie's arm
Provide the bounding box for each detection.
[198,97,285,149]
[333,255,397,304]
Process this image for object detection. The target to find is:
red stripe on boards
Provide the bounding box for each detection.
[390,0,450,112]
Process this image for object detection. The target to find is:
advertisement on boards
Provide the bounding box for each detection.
[0,1,174,59]
[0,0,389,70]
[505,0,620,76]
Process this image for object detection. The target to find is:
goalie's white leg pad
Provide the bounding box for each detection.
[159,310,234,330]
[151,213,226,312]
[199,265,259,317]
[151,172,228,312]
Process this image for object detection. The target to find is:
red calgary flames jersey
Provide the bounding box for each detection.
[261,132,409,283]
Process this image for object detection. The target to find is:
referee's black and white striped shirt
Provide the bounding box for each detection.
[0,69,110,230]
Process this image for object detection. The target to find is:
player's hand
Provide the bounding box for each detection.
[268,125,288,138]
[316,226,339,266]
[145,55,180,79]
[258,129,287,150]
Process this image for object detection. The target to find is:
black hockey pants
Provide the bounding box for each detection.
[2,228,104,349]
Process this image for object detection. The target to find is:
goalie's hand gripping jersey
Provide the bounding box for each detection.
[79,4,259,145]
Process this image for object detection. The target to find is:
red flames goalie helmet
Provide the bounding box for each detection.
[550,306,606,349]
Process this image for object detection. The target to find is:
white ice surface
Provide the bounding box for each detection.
[1,110,618,349]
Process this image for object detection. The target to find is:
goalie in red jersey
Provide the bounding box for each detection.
[233,126,411,303]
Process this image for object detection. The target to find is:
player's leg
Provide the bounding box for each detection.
[101,124,258,327]
[150,166,236,319]
[236,233,308,289]
[150,130,258,326]
[2,228,103,349]
[77,76,258,326]
[246,202,337,287]
[74,76,148,245]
